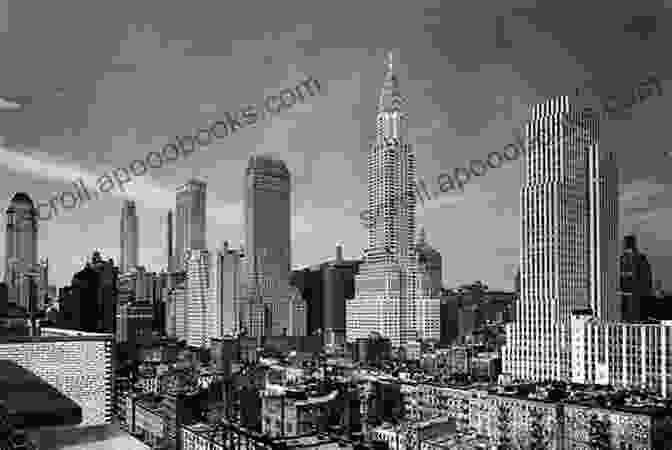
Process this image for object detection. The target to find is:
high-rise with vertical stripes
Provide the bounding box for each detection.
[346,51,439,348]
[186,249,210,348]
[120,200,138,274]
[175,179,207,272]
[502,94,619,382]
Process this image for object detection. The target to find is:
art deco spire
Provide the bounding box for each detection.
[378,50,403,113]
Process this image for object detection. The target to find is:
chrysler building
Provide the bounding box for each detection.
[346,51,439,347]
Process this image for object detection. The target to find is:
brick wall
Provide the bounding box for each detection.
[0,334,113,427]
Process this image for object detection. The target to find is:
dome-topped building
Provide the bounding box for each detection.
[5,192,39,272]
[10,192,34,205]
[4,192,39,310]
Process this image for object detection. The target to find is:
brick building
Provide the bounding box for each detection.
[0,327,113,427]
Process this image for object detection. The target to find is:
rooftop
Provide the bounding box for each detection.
[26,422,149,450]
[0,360,82,429]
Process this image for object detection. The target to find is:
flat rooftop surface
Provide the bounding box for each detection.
[26,422,150,450]
[0,360,82,428]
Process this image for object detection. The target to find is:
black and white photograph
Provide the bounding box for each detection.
[0,1,671,449]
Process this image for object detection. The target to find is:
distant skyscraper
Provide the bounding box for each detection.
[175,180,207,272]
[415,228,442,298]
[167,210,175,272]
[347,51,440,348]
[503,94,619,382]
[619,235,652,321]
[4,193,39,311]
[244,155,291,336]
[120,200,139,274]
[208,242,245,339]
[4,193,38,279]
[186,249,210,348]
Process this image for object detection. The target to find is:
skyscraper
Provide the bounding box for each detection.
[502,94,619,382]
[186,249,210,348]
[167,210,175,272]
[120,200,139,274]
[4,193,38,279]
[175,180,207,272]
[4,193,39,311]
[346,51,439,348]
[208,241,245,339]
[243,154,291,336]
[619,234,653,321]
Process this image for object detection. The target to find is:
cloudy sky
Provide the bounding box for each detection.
[0,0,670,290]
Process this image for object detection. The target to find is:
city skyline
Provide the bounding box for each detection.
[0,2,670,293]
[3,4,672,449]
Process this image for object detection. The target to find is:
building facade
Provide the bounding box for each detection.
[167,281,187,339]
[347,51,439,348]
[116,301,153,347]
[571,313,672,397]
[209,242,245,339]
[187,249,211,348]
[503,93,619,382]
[291,245,361,337]
[244,155,292,336]
[175,179,207,272]
[0,328,114,427]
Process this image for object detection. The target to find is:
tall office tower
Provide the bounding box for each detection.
[175,180,207,271]
[619,235,653,321]
[208,242,245,339]
[244,155,291,336]
[502,94,618,382]
[186,249,210,348]
[347,51,439,348]
[119,200,139,274]
[167,210,175,272]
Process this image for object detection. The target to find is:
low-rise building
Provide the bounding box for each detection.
[571,313,672,398]
[483,392,563,450]
[563,401,672,450]
[261,384,340,437]
[182,421,350,450]
[133,396,166,447]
